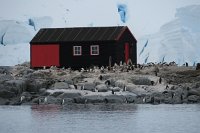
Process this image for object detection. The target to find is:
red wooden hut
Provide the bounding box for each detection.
[30,26,137,69]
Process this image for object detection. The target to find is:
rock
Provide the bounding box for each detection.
[73,97,86,104]
[58,92,82,99]
[93,79,104,86]
[115,80,127,88]
[104,95,126,103]
[45,96,63,104]
[130,76,152,85]
[112,87,121,92]
[83,83,95,92]
[50,92,64,97]
[84,95,105,103]
[4,79,27,95]
[62,98,74,104]
[39,88,46,93]
[196,63,200,70]
[123,93,137,103]
[0,74,14,81]
[0,98,10,105]
[188,95,200,103]
[126,83,146,95]
[96,84,108,92]
[26,79,47,93]
[0,90,16,98]
[51,82,69,89]
[188,88,200,96]
[69,85,75,89]
[100,74,111,80]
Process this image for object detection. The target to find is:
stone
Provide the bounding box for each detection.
[96,84,108,92]
[52,82,69,89]
[0,90,16,98]
[50,92,64,97]
[58,92,82,99]
[0,98,10,105]
[115,80,127,88]
[83,83,96,92]
[196,63,200,70]
[112,87,121,92]
[188,88,200,96]
[188,95,200,103]
[84,95,105,104]
[4,79,27,95]
[104,95,126,103]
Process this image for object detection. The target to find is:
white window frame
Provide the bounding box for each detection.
[73,46,82,56]
[90,45,99,55]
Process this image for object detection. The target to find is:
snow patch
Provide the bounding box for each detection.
[28,16,53,31]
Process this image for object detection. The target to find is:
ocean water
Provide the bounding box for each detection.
[0,104,200,133]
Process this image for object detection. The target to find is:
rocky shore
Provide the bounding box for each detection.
[0,62,200,105]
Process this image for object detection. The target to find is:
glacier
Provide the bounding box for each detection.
[138,5,200,66]
[0,0,199,66]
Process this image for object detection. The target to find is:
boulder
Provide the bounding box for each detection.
[96,84,108,92]
[115,80,127,88]
[104,95,126,103]
[112,87,121,92]
[0,98,10,105]
[26,79,48,92]
[50,92,64,97]
[123,93,137,103]
[84,95,105,103]
[188,95,200,103]
[58,92,82,99]
[4,79,27,94]
[83,83,95,92]
[196,63,200,70]
[51,82,69,89]
[74,97,86,104]
[0,90,16,98]
[45,96,63,104]
[188,88,200,96]
[130,76,152,85]
[126,83,146,95]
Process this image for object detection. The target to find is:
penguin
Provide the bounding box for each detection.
[123,86,127,91]
[37,98,42,105]
[112,89,115,95]
[142,98,146,103]
[61,99,65,105]
[44,97,47,104]
[20,96,25,103]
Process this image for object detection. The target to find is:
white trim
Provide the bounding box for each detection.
[73,46,82,56]
[90,45,99,55]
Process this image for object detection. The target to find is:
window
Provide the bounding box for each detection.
[73,46,82,56]
[90,45,99,55]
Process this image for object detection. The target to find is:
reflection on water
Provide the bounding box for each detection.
[0,104,200,133]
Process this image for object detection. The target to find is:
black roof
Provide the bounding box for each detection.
[30,26,132,44]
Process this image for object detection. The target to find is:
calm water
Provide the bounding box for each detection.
[0,104,200,133]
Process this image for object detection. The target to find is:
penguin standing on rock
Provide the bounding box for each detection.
[61,99,65,105]
[44,97,48,104]
[20,96,25,103]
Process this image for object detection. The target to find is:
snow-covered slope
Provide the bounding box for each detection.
[138,5,200,65]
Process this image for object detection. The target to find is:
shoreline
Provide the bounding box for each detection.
[0,62,200,105]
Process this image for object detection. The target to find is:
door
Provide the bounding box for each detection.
[124,42,129,64]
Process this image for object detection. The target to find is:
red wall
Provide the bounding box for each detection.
[31,44,60,68]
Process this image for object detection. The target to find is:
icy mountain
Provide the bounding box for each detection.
[0,0,200,66]
[138,5,200,65]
